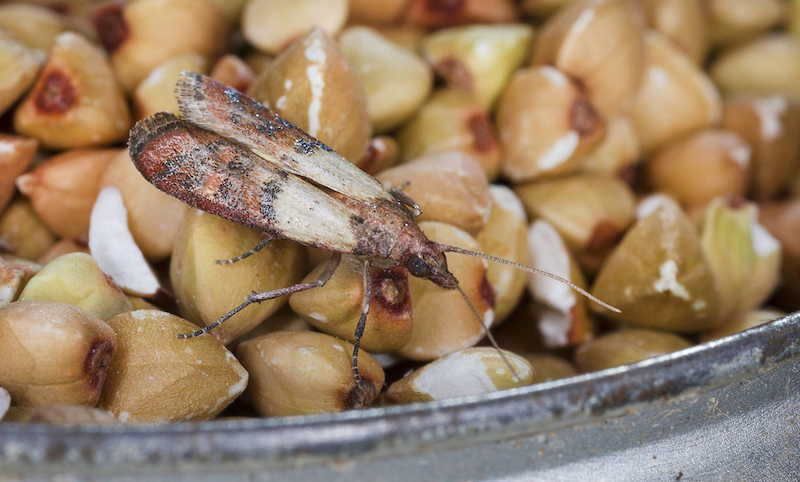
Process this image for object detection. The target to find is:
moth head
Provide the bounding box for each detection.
[405,244,458,288]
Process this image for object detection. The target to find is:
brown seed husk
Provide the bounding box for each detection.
[28,405,119,424]
[19,252,132,321]
[0,299,117,407]
[170,209,307,345]
[1,406,34,423]
[13,32,131,149]
[207,0,249,24]
[237,331,384,417]
[590,202,721,332]
[402,0,519,28]
[91,0,229,93]
[226,305,311,354]
[475,185,529,323]
[721,95,800,200]
[247,28,371,163]
[384,347,533,404]
[376,26,426,54]
[646,129,752,210]
[0,196,56,261]
[37,238,90,265]
[758,199,800,299]
[699,308,785,343]
[422,23,533,109]
[706,0,785,48]
[0,4,69,52]
[396,221,494,360]
[0,134,38,214]
[210,54,255,94]
[133,53,208,120]
[493,299,551,355]
[514,173,636,273]
[526,0,577,17]
[0,28,42,117]
[99,150,189,262]
[242,0,347,55]
[710,34,800,99]
[355,136,400,175]
[397,88,502,180]
[349,0,407,23]
[643,0,709,64]
[126,295,160,312]
[16,148,119,239]
[339,26,433,133]
[377,150,492,236]
[0,255,41,308]
[518,353,578,383]
[532,0,645,117]
[574,328,692,372]
[289,255,412,353]
[582,116,641,179]
[631,31,722,153]
[497,66,606,182]
[99,310,248,423]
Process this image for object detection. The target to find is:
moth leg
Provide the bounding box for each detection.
[351,258,371,384]
[177,254,342,339]
[214,236,273,265]
[390,187,422,218]
[247,253,341,303]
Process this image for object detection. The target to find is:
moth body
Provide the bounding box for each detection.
[129,72,456,289]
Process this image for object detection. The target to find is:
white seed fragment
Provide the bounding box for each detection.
[528,220,575,312]
[0,387,9,421]
[304,34,327,137]
[652,259,691,300]
[385,347,533,404]
[753,96,787,140]
[537,131,579,170]
[88,187,160,296]
[749,210,780,257]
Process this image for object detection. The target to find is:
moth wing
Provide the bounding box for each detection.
[175,71,393,204]
[128,112,363,253]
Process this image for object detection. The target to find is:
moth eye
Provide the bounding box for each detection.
[406,254,431,278]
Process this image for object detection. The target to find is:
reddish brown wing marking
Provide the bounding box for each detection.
[129,112,372,253]
[175,71,392,203]
[129,112,285,234]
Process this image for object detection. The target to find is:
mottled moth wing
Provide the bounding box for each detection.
[175,71,392,204]
[129,112,367,253]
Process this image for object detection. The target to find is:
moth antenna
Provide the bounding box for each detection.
[454,284,521,382]
[440,244,622,314]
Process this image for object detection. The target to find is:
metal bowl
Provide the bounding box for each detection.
[2,312,799,481]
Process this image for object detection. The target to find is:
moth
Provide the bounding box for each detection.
[128,71,618,381]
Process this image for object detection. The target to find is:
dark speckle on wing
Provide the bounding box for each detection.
[227,156,248,175]
[155,153,204,190]
[293,138,317,155]
[292,137,334,155]
[260,179,282,225]
[216,177,234,203]
[225,88,241,102]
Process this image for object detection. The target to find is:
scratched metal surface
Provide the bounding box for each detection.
[1,313,799,481]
